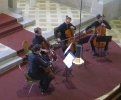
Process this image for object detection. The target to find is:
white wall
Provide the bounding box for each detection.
[0,0,8,13]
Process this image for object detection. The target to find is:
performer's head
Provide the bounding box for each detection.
[32,44,42,54]
[34,27,42,36]
[65,15,71,24]
[96,14,103,22]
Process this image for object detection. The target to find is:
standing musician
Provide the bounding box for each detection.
[54,16,76,54]
[28,44,54,93]
[83,14,111,56]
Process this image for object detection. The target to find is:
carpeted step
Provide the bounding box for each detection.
[0,56,23,74]
[0,22,23,37]
[0,29,34,53]
[0,43,17,63]
[18,52,27,61]
[0,13,17,28]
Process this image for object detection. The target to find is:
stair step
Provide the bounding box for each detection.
[0,43,17,63]
[0,56,23,74]
[3,11,23,22]
[0,22,23,37]
[19,16,35,28]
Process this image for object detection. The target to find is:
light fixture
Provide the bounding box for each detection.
[73,44,84,65]
[73,57,84,65]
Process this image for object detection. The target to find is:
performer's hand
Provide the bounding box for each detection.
[42,49,48,53]
[57,38,61,43]
[83,30,86,34]
[70,26,74,29]
[101,23,106,27]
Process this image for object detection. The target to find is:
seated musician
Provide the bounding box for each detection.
[83,14,111,56]
[54,16,76,54]
[32,27,50,54]
[28,44,54,93]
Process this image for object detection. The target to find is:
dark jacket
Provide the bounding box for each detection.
[32,35,44,47]
[85,20,111,33]
[28,53,50,75]
[54,22,76,40]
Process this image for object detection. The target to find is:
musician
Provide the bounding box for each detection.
[32,27,50,54]
[28,44,54,93]
[54,16,76,54]
[83,14,111,56]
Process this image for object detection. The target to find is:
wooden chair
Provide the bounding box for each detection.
[19,65,42,96]
[22,40,32,56]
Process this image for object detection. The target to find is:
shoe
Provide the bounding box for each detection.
[41,88,51,93]
[103,50,107,56]
[92,51,96,56]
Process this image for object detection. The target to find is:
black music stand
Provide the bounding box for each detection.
[95,36,112,57]
[78,35,91,68]
[55,43,73,77]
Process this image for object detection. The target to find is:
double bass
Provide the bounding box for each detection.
[93,15,106,48]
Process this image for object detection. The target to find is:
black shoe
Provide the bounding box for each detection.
[92,51,96,56]
[41,88,51,93]
[103,50,107,56]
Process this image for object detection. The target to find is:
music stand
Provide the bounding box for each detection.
[77,35,91,67]
[55,43,74,76]
[95,36,112,57]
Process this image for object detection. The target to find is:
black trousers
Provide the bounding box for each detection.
[90,34,109,51]
[61,40,76,55]
[28,71,53,90]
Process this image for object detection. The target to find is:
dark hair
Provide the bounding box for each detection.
[96,14,102,19]
[32,44,42,52]
[34,27,41,33]
[66,15,71,20]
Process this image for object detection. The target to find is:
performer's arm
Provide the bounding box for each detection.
[35,56,50,68]
[83,21,95,34]
[70,23,76,30]
[103,20,111,30]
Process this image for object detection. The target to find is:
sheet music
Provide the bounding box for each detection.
[64,42,73,55]
[63,52,75,68]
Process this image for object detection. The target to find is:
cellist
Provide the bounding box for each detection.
[83,14,111,56]
[54,16,76,54]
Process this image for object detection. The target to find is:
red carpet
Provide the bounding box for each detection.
[0,13,34,54]
[0,39,121,100]
[0,13,121,100]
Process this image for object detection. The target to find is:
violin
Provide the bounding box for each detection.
[93,15,106,48]
[41,37,57,62]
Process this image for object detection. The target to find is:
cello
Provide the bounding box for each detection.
[65,16,76,52]
[93,15,106,48]
[41,37,57,62]
[39,54,55,78]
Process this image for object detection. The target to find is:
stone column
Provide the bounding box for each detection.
[0,0,8,13]
[29,0,36,6]
[8,0,22,14]
[8,0,17,10]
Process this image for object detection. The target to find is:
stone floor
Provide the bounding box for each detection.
[17,0,90,33]
[107,16,121,47]
[17,0,121,48]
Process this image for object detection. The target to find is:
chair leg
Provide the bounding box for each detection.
[27,84,34,96]
[23,80,27,88]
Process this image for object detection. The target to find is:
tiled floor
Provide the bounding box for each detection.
[17,0,90,33]
[17,0,121,48]
[107,16,121,47]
